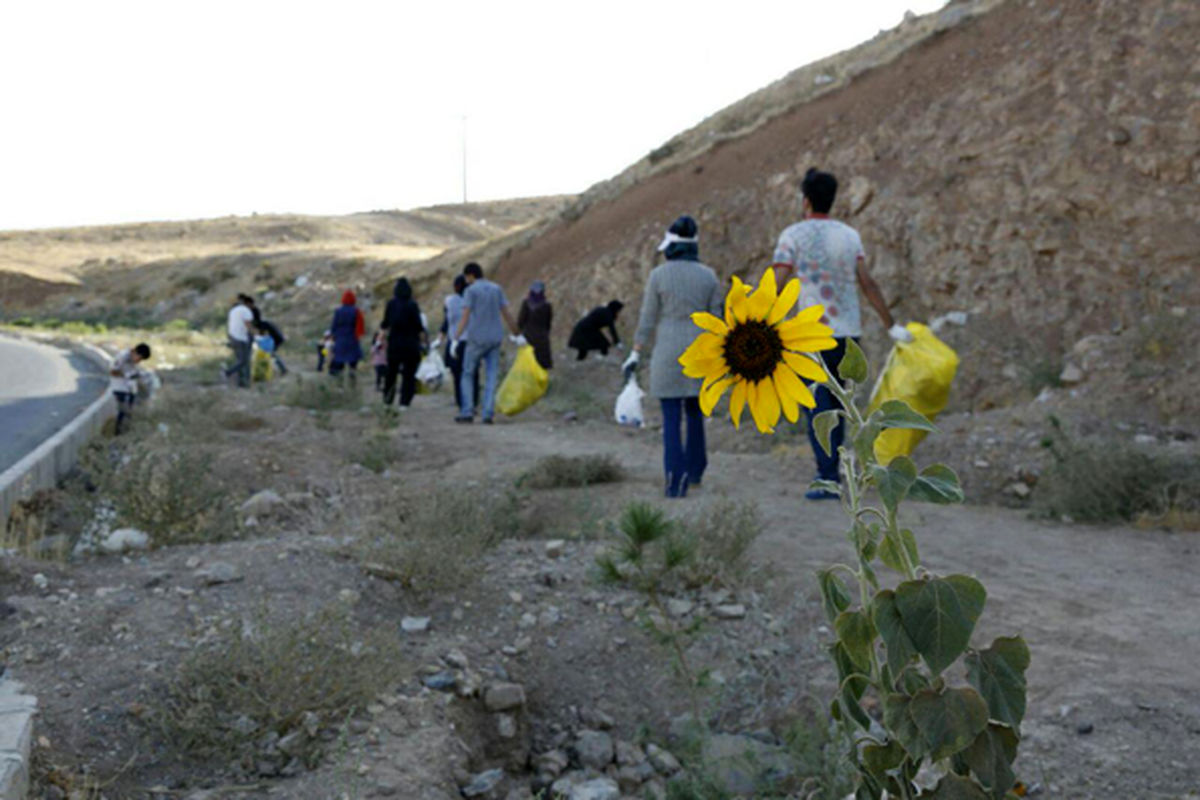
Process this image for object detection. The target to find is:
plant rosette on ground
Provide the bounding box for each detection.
[683,269,1031,800]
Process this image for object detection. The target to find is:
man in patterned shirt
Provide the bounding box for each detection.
[771,168,912,499]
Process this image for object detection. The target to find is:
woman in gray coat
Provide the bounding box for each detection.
[625,215,723,498]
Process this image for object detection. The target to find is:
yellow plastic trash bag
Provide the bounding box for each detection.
[496,345,549,416]
[251,348,274,383]
[866,322,958,464]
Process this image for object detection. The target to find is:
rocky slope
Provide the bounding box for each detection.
[493,0,1200,426]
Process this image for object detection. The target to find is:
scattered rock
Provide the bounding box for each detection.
[533,750,569,778]
[422,671,457,691]
[713,603,747,620]
[1077,721,1095,735]
[401,616,431,633]
[1006,482,1032,499]
[194,562,243,586]
[646,743,681,775]
[484,682,526,712]
[579,706,615,730]
[496,713,518,739]
[666,598,695,617]
[544,540,566,559]
[1058,363,1084,385]
[1107,127,1132,145]
[573,729,614,770]
[101,527,151,553]
[462,768,506,799]
[240,489,284,517]
[444,649,469,669]
[567,778,620,800]
[847,175,875,214]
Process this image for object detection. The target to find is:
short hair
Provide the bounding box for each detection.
[453,274,467,293]
[801,168,838,214]
[463,262,483,279]
[134,343,151,359]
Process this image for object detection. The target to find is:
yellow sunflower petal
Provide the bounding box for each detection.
[767,276,801,325]
[699,375,735,416]
[725,276,749,327]
[773,362,810,417]
[782,350,828,383]
[680,333,725,364]
[691,312,728,336]
[747,378,781,434]
[745,268,778,321]
[782,335,838,353]
[779,305,826,330]
[682,356,728,380]
[729,380,747,429]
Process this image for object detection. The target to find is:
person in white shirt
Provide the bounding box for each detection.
[771,168,911,500]
[110,343,151,434]
[223,294,255,388]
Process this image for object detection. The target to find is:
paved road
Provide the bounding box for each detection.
[0,337,108,474]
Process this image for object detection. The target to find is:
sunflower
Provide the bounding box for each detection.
[679,269,837,433]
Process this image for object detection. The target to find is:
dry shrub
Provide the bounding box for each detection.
[285,376,362,412]
[96,444,236,546]
[156,605,401,763]
[220,411,268,432]
[1037,420,1200,525]
[677,499,764,590]
[351,433,398,474]
[519,453,625,489]
[356,487,521,598]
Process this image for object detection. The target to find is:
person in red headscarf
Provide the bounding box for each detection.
[328,290,365,382]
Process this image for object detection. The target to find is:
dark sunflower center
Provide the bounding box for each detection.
[723,320,783,383]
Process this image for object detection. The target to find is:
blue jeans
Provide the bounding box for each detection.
[461,342,500,420]
[803,337,856,481]
[660,397,707,497]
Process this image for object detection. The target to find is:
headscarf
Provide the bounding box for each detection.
[657,215,700,261]
[606,300,624,317]
[341,290,357,305]
[393,278,413,301]
[340,290,364,338]
[527,280,547,308]
[453,275,467,295]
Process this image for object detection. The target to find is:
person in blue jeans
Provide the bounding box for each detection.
[453,262,522,424]
[626,215,723,498]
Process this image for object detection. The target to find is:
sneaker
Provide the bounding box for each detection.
[482,417,494,425]
[455,415,474,424]
[805,487,839,501]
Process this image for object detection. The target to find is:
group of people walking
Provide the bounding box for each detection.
[220,167,903,501]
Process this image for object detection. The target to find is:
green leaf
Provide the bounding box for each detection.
[908,464,965,504]
[960,724,1019,800]
[920,774,990,799]
[909,686,990,761]
[809,479,842,496]
[831,642,872,730]
[813,409,840,457]
[964,636,1030,730]
[873,457,917,512]
[895,575,987,675]
[861,739,905,776]
[883,693,925,759]
[874,589,918,682]
[835,609,877,671]
[878,527,919,574]
[839,338,868,384]
[817,568,853,623]
[872,399,938,432]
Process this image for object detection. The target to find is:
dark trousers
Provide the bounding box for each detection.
[803,337,857,482]
[660,397,707,498]
[383,348,421,407]
[446,341,479,412]
[224,338,252,387]
[574,344,609,361]
[374,364,386,390]
[114,391,135,434]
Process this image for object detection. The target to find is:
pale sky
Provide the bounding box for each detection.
[0,1,945,231]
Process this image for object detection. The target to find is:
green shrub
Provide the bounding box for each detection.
[518,453,624,489]
[677,500,763,590]
[1037,418,1200,524]
[285,377,363,412]
[180,274,213,293]
[352,434,397,474]
[156,605,402,763]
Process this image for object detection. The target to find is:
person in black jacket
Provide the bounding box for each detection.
[568,300,624,360]
[380,278,428,407]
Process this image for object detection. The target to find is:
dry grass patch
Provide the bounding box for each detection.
[519,453,625,489]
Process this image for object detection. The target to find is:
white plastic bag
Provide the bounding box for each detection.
[416,349,446,390]
[614,374,645,428]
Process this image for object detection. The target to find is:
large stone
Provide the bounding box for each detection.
[713,603,746,620]
[1059,363,1084,385]
[568,778,620,800]
[400,616,431,634]
[462,768,506,799]
[483,682,526,712]
[532,749,568,778]
[572,729,614,770]
[645,743,681,775]
[240,489,284,517]
[194,562,243,586]
[101,527,150,553]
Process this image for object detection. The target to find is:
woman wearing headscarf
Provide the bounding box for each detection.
[329,290,365,382]
[569,300,624,360]
[517,280,554,370]
[624,215,723,498]
[380,278,428,407]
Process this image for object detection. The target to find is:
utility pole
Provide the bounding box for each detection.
[461,114,468,204]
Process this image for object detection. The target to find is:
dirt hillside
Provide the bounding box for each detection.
[493,0,1200,427]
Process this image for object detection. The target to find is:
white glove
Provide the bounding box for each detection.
[510,334,528,347]
[622,351,640,372]
[888,324,915,344]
